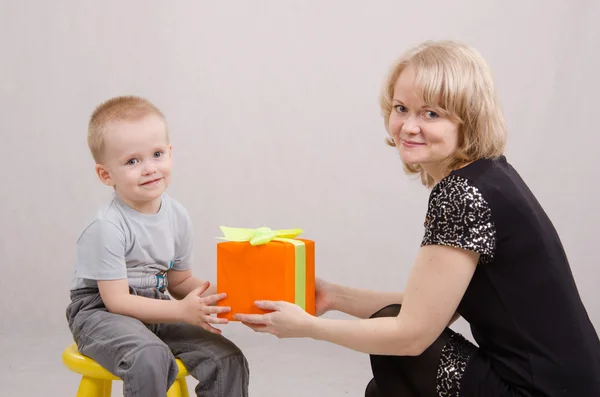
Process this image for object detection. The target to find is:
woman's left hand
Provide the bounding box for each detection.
[233,300,316,338]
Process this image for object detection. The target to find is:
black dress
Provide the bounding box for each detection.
[367,156,600,397]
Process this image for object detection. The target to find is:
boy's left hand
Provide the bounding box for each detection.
[234,301,316,339]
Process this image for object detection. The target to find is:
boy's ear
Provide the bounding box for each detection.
[95,164,115,186]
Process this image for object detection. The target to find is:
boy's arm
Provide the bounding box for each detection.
[99,279,183,323]
[99,278,229,332]
[167,269,217,300]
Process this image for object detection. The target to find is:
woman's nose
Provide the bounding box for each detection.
[401,115,421,134]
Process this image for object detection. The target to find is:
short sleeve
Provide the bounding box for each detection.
[172,210,194,271]
[75,220,127,280]
[421,174,496,263]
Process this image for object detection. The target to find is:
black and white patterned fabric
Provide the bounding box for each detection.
[436,332,476,396]
[422,174,496,264]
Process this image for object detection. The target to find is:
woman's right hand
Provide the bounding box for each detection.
[315,277,337,316]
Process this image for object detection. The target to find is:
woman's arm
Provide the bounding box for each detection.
[320,279,460,323]
[323,281,403,319]
[237,244,478,356]
[310,245,478,355]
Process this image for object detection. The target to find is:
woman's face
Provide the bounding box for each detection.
[388,66,460,180]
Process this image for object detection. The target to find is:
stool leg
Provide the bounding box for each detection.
[178,378,190,397]
[102,379,113,397]
[166,379,181,397]
[166,377,189,397]
[77,375,109,397]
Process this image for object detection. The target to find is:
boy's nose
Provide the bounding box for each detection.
[142,166,157,175]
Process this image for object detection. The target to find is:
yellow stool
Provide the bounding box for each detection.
[62,343,190,397]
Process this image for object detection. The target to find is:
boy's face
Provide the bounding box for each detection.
[96,114,172,213]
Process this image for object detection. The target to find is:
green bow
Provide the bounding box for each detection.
[218,226,303,246]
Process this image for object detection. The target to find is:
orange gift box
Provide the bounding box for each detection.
[216,227,315,321]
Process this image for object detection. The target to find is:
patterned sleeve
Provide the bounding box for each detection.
[421,174,496,263]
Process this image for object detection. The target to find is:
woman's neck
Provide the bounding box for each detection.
[422,160,474,185]
[421,164,447,185]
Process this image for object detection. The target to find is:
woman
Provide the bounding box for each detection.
[234,40,600,396]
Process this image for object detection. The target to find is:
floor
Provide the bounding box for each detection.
[1,323,372,396]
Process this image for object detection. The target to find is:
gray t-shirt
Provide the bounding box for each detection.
[70,193,193,291]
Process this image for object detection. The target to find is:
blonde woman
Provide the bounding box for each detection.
[235,41,600,396]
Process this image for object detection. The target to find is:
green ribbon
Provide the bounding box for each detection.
[218,226,306,310]
[218,226,303,246]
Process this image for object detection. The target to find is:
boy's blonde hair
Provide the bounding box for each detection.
[88,96,168,163]
[380,40,506,187]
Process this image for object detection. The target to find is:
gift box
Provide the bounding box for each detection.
[216,226,315,321]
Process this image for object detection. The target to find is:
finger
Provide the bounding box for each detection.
[192,281,210,297]
[205,316,229,325]
[241,322,269,333]
[254,300,282,311]
[233,313,269,324]
[201,323,222,334]
[201,293,228,305]
[204,305,231,315]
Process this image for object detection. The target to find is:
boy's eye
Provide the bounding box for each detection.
[153,151,163,158]
[394,105,407,113]
[424,111,439,119]
[127,158,138,165]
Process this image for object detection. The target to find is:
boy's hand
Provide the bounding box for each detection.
[178,281,230,334]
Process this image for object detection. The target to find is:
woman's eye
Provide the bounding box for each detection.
[394,105,407,113]
[127,158,138,165]
[424,111,439,119]
[154,151,163,158]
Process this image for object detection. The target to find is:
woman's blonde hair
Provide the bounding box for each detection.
[380,40,506,187]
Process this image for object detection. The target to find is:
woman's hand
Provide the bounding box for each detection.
[315,277,337,316]
[233,300,317,338]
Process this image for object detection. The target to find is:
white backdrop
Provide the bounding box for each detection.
[1,1,599,396]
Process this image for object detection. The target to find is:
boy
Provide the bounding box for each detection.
[66,96,249,397]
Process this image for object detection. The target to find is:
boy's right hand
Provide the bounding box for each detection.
[178,281,230,334]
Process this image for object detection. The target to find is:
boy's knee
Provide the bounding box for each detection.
[212,342,250,383]
[218,343,249,370]
[369,304,401,319]
[213,337,246,359]
[222,350,249,372]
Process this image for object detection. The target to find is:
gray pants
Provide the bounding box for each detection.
[66,287,249,397]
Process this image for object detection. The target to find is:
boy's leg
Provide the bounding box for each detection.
[159,322,249,397]
[67,290,179,397]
